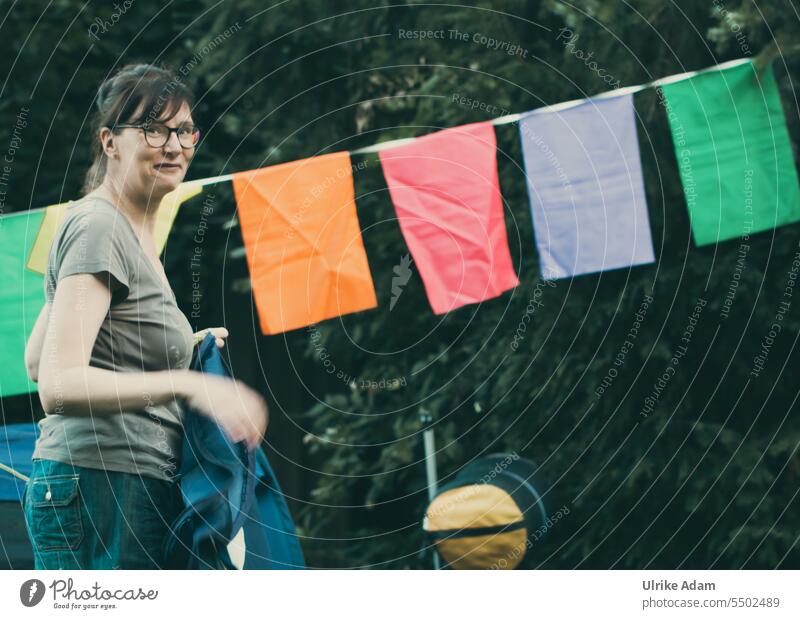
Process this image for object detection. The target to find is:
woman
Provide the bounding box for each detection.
[21,64,268,569]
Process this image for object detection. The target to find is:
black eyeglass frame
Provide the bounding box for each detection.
[112,122,201,148]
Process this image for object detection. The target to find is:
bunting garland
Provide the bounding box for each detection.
[4,57,800,396]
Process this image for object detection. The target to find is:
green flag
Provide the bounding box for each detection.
[661,61,800,246]
[0,210,46,397]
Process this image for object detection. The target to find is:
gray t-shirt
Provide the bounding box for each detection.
[32,197,195,480]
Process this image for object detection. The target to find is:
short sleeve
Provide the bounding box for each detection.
[46,206,131,305]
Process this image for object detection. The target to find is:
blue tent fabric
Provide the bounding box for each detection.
[0,423,38,501]
[165,332,305,569]
[0,423,38,568]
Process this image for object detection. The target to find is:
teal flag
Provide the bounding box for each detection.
[0,211,46,397]
[661,61,800,246]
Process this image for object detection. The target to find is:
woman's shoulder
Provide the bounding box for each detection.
[48,196,136,261]
[58,195,128,234]
[46,195,134,292]
[64,194,119,217]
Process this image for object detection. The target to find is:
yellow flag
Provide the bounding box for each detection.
[154,181,203,253]
[26,202,69,274]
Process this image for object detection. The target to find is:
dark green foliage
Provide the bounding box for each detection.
[2,0,800,568]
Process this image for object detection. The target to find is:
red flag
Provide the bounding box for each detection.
[379,122,518,314]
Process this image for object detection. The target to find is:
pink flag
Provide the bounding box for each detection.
[379,122,519,314]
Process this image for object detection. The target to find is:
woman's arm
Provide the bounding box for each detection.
[25,301,51,382]
[37,271,269,448]
[37,271,194,416]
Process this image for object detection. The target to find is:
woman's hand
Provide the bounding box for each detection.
[193,327,229,348]
[181,372,269,450]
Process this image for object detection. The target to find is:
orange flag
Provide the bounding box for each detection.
[233,152,377,334]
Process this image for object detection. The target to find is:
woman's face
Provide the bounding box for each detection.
[103,100,195,200]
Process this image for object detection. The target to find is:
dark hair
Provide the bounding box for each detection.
[82,63,195,194]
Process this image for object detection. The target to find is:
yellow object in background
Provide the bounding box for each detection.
[425,484,527,570]
[422,454,550,570]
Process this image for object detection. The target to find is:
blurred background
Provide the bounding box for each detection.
[1,0,800,569]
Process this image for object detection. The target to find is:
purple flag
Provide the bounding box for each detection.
[519,94,655,279]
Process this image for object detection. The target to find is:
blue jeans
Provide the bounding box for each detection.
[22,459,185,569]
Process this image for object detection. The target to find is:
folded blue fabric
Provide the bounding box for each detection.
[165,333,305,569]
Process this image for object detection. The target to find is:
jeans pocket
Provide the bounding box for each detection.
[26,474,84,552]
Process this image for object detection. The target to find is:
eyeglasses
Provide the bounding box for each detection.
[113,122,200,148]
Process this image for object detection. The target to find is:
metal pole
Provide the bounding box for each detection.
[0,462,28,482]
[420,408,441,570]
